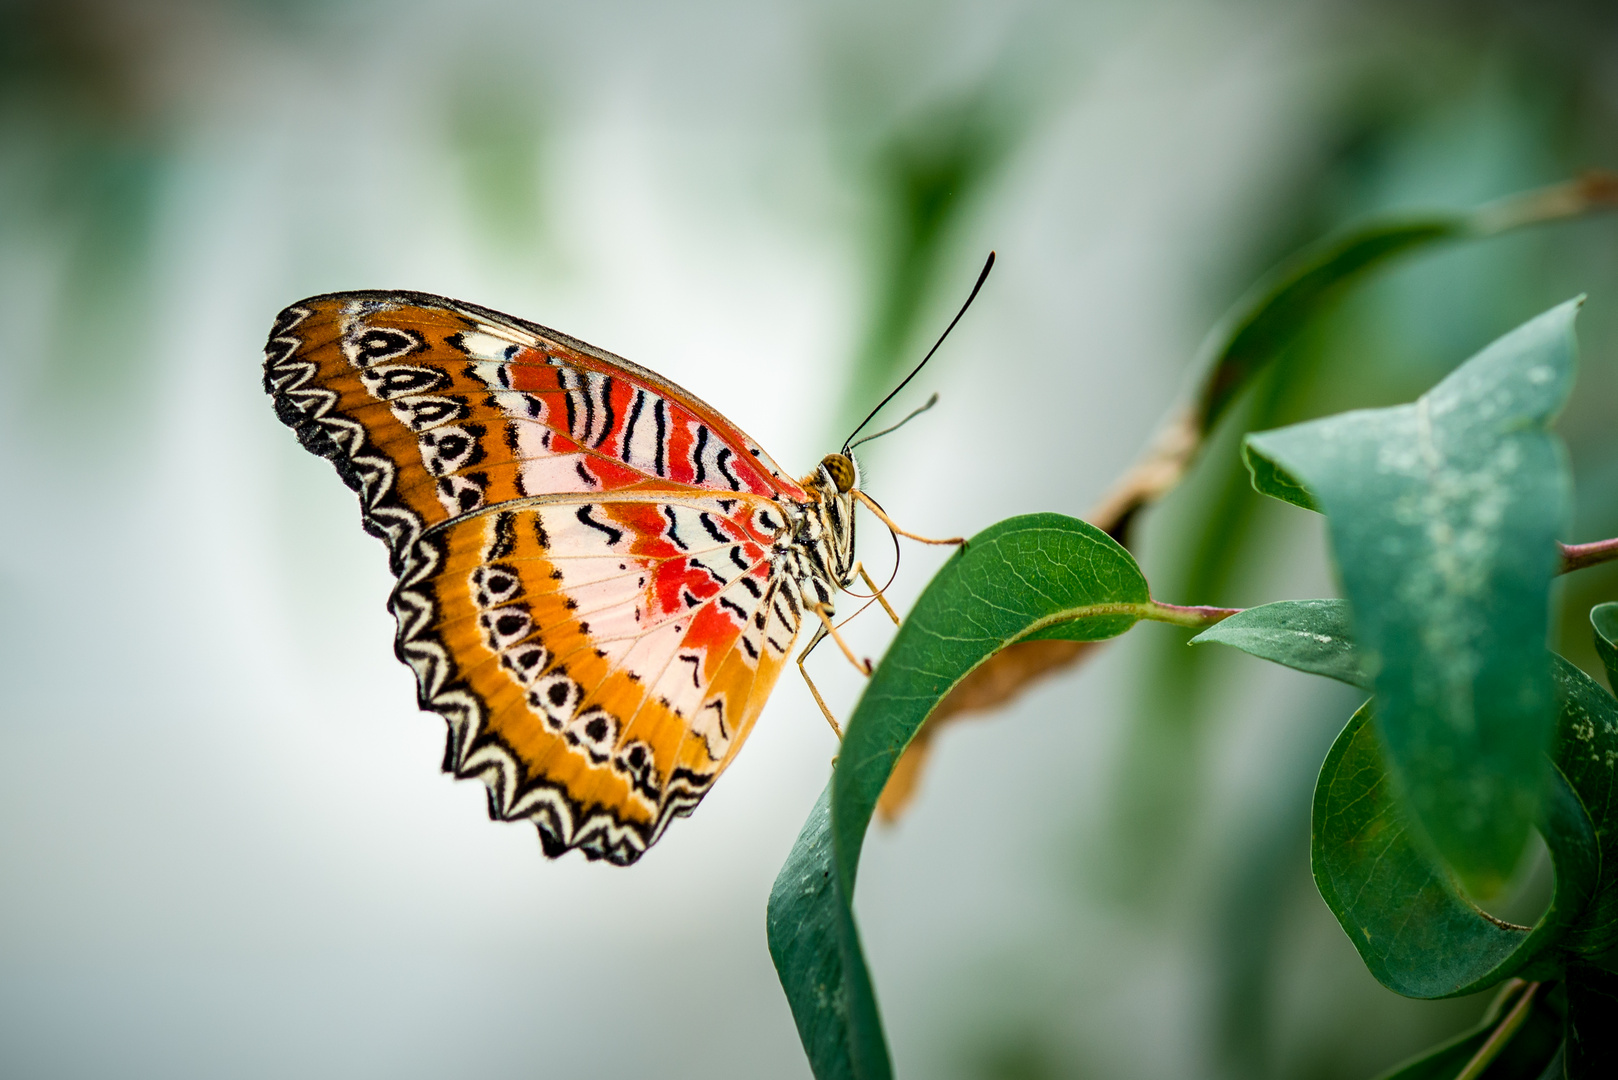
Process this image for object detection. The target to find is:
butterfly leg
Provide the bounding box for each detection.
[810,602,874,676]
[853,490,965,546]
[852,562,901,625]
[796,629,844,739]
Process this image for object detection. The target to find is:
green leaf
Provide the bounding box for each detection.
[1246,299,1581,896]
[768,515,1150,1078]
[1192,218,1465,435]
[1372,980,1557,1080]
[1191,175,1618,440]
[1198,599,1618,974]
[766,787,884,1080]
[1590,603,1618,693]
[1190,599,1367,688]
[1241,442,1321,511]
[1312,705,1598,999]
[1551,656,1618,965]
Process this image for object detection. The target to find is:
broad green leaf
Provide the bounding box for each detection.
[766,788,883,1080]
[1246,299,1581,896]
[1590,602,1618,692]
[768,515,1150,1078]
[1190,599,1367,688]
[1312,705,1597,999]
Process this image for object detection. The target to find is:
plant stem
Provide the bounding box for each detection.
[1142,600,1242,630]
[1560,537,1618,573]
[1471,170,1618,234]
[1454,981,1539,1080]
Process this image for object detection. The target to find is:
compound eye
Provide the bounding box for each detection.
[820,453,855,493]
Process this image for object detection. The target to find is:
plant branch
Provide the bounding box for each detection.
[1560,537,1618,574]
[1454,981,1539,1080]
[1142,600,1243,630]
[1090,171,1618,549]
[1471,170,1618,235]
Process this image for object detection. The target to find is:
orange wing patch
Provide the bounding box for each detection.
[266,292,811,863]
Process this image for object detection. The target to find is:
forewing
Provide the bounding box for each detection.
[264,290,806,561]
[264,291,811,862]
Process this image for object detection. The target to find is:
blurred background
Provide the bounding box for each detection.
[3,1,1617,1077]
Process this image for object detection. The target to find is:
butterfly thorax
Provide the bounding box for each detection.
[779,452,859,616]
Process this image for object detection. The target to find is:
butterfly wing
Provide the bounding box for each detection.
[265,291,813,863]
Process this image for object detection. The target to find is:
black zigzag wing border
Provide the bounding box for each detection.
[262,294,725,866]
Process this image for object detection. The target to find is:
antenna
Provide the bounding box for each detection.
[847,392,940,451]
[842,250,995,454]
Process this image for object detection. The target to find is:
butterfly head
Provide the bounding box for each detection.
[817,452,859,494]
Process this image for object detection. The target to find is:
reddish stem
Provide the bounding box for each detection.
[1560,538,1618,574]
[1145,601,1243,629]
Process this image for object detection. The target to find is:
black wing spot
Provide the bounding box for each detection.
[371,365,448,398]
[490,512,518,559]
[621,389,645,462]
[703,699,730,740]
[576,505,623,546]
[595,375,616,448]
[715,447,740,490]
[653,398,668,477]
[692,424,708,483]
[350,327,424,366]
[662,505,689,550]
[575,460,598,488]
[679,654,701,688]
[719,597,748,621]
[700,513,729,545]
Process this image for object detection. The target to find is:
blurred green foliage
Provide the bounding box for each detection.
[5,1,1618,1078]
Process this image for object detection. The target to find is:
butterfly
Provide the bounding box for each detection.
[263,264,986,865]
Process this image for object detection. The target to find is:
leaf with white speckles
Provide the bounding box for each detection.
[1245,299,1581,897]
[1190,599,1368,688]
[1198,597,1618,982]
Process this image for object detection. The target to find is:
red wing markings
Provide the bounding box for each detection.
[376,325,789,496]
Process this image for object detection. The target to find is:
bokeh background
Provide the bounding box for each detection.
[3,1,1618,1077]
